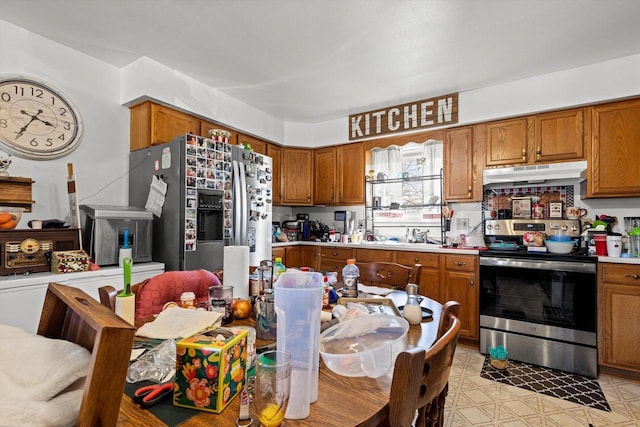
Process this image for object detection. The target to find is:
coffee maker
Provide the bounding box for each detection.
[296,213,310,240]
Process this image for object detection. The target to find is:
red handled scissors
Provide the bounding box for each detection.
[134,382,174,408]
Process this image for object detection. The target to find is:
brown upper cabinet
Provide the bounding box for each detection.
[533,108,584,163]
[130,101,200,151]
[485,109,585,167]
[444,126,482,202]
[485,117,530,167]
[282,147,314,205]
[584,99,640,197]
[238,133,268,155]
[314,143,365,205]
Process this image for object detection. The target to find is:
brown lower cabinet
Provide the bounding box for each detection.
[599,263,640,376]
[274,245,479,341]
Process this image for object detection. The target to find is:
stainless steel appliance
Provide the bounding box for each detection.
[129,134,228,271]
[0,228,81,275]
[230,145,272,266]
[79,205,153,266]
[479,219,598,378]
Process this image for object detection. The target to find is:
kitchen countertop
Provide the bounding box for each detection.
[275,241,640,264]
[273,240,480,255]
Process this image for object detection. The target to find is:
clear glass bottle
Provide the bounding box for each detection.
[403,284,422,325]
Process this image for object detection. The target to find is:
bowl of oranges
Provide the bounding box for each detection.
[0,207,23,229]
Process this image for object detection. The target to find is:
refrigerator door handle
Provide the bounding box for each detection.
[232,160,242,245]
[238,161,248,245]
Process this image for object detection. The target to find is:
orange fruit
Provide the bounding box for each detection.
[0,212,15,224]
[0,220,17,229]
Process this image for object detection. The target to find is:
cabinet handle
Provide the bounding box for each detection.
[467,186,472,194]
[332,252,338,256]
[521,148,527,161]
[536,146,542,159]
[470,278,475,288]
[624,274,640,280]
[453,261,467,266]
[414,258,419,263]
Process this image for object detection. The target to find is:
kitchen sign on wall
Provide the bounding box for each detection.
[349,92,458,140]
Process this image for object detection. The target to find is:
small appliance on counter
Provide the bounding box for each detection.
[80,205,153,266]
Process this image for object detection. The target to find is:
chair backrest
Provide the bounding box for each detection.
[387,301,461,427]
[357,261,422,290]
[38,282,135,427]
[103,269,220,318]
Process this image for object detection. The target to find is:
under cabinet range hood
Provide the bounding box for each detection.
[483,160,587,186]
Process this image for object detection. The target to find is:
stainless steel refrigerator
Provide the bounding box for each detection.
[128,134,272,271]
[230,144,273,266]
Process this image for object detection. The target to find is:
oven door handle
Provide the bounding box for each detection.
[479,256,596,273]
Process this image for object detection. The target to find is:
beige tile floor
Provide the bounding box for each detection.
[444,344,640,426]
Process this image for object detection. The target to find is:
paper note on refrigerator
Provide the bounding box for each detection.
[145,175,168,217]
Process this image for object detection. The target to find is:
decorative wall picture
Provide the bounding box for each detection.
[512,196,532,219]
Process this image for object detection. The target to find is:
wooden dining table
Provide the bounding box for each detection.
[117,292,442,427]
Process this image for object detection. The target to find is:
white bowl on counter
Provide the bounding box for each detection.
[544,240,576,254]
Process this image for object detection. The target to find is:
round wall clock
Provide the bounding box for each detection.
[0,75,84,160]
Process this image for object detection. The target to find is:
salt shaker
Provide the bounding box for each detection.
[403,284,422,325]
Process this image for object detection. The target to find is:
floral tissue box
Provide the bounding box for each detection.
[174,326,248,413]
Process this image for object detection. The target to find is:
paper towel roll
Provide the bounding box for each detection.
[115,294,135,325]
[224,246,249,299]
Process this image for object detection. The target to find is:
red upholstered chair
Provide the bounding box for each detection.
[133,269,221,318]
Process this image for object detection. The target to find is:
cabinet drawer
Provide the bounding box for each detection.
[395,251,439,269]
[321,247,353,261]
[601,263,640,285]
[353,248,393,262]
[443,255,477,272]
[319,259,345,273]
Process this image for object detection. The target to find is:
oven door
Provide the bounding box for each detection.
[480,256,597,336]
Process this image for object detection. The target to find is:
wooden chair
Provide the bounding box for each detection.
[384,301,461,427]
[357,261,422,290]
[38,282,135,427]
[99,269,221,318]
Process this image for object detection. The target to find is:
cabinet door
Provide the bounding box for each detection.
[444,127,474,201]
[533,108,584,163]
[272,247,286,264]
[282,148,313,205]
[200,120,238,146]
[314,147,337,205]
[485,118,530,167]
[150,103,199,145]
[267,143,283,205]
[587,99,640,197]
[441,270,478,340]
[601,283,640,371]
[337,143,365,204]
[299,245,320,270]
[285,246,300,268]
[238,134,268,155]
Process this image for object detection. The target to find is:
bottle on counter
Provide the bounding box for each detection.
[403,283,422,325]
[273,257,286,282]
[341,259,359,298]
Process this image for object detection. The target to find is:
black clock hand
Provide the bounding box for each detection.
[16,109,46,138]
[31,109,55,127]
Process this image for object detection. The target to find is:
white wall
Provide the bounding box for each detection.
[0,20,129,225]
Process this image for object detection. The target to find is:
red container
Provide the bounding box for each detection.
[594,234,608,256]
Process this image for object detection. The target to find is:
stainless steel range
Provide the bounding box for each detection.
[479,219,598,378]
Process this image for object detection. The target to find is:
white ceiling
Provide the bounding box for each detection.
[3,0,640,123]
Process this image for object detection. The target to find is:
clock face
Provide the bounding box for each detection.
[0,75,84,160]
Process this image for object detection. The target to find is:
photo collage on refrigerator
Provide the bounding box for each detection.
[184,132,231,251]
